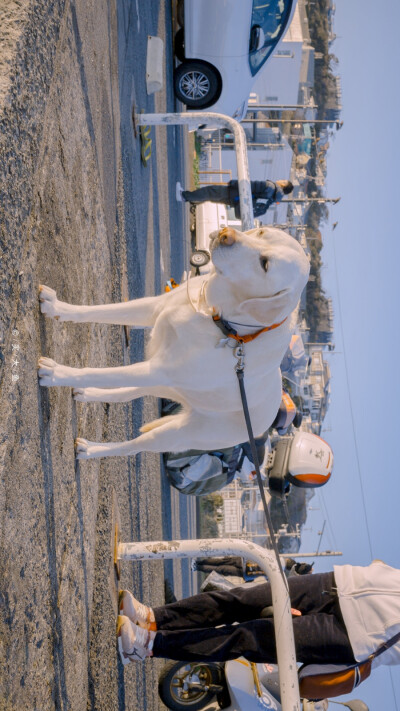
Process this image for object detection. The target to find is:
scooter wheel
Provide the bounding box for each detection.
[158,660,223,711]
[217,685,231,709]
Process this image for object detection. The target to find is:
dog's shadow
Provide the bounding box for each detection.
[37,316,69,708]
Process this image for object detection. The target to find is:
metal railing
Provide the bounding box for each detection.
[135,112,255,231]
[118,536,301,711]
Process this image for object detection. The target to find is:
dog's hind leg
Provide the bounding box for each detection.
[39,285,169,327]
[75,412,190,459]
[73,387,140,403]
[72,385,184,404]
[75,412,246,460]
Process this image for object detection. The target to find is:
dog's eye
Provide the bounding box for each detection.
[260,256,268,272]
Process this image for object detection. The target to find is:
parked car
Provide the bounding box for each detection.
[191,201,260,270]
[174,0,297,118]
[191,202,235,268]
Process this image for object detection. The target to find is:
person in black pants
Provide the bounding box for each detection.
[193,556,313,579]
[176,178,293,218]
[117,572,355,665]
[192,555,245,576]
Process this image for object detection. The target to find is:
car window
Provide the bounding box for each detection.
[249,0,293,76]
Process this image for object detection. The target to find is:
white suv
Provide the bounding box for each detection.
[174,0,297,119]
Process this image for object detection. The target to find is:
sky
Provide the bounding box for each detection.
[298,2,400,708]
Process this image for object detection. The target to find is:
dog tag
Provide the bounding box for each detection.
[216,338,230,348]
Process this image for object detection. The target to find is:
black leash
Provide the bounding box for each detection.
[234,346,287,585]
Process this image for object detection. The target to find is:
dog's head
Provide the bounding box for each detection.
[208,226,310,326]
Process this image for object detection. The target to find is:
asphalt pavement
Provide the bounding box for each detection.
[0,1,195,709]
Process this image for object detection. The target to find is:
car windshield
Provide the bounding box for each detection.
[249,0,293,76]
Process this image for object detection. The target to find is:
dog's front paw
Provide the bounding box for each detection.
[75,438,110,459]
[38,357,60,386]
[39,285,62,320]
[38,356,77,386]
[39,284,75,321]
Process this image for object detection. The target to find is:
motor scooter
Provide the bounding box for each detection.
[158,656,284,711]
[158,657,368,711]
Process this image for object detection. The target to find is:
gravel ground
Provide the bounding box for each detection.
[0,1,191,709]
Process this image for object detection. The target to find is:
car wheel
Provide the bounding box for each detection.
[174,28,185,62]
[190,250,210,268]
[174,60,221,109]
[177,0,184,27]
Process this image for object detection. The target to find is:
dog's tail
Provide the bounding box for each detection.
[140,415,175,433]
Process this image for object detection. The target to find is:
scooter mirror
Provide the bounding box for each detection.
[339,701,369,711]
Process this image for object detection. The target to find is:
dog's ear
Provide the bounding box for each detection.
[237,289,294,326]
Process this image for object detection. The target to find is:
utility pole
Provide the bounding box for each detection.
[247,143,285,149]
[248,104,318,111]
[316,520,326,555]
[280,197,341,204]
[291,551,343,559]
[211,141,285,150]
[242,118,343,129]
[273,223,306,231]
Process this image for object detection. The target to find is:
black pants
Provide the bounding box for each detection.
[195,556,243,576]
[182,184,234,206]
[153,572,355,664]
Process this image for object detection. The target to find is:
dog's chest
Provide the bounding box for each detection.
[152,314,284,388]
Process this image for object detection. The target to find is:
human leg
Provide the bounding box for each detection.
[195,556,243,576]
[290,609,355,664]
[153,618,278,663]
[121,572,354,665]
[153,599,354,664]
[153,582,273,631]
[182,185,230,204]
[154,572,337,631]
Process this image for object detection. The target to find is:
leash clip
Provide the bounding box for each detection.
[216,337,237,349]
[234,342,245,372]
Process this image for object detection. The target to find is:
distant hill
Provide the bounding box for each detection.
[306,0,341,122]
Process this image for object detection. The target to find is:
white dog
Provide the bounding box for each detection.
[38,226,309,459]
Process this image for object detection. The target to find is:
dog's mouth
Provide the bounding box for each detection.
[209,231,221,252]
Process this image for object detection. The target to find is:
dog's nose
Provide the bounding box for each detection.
[219,227,236,246]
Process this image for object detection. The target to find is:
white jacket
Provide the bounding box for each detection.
[334,560,400,668]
